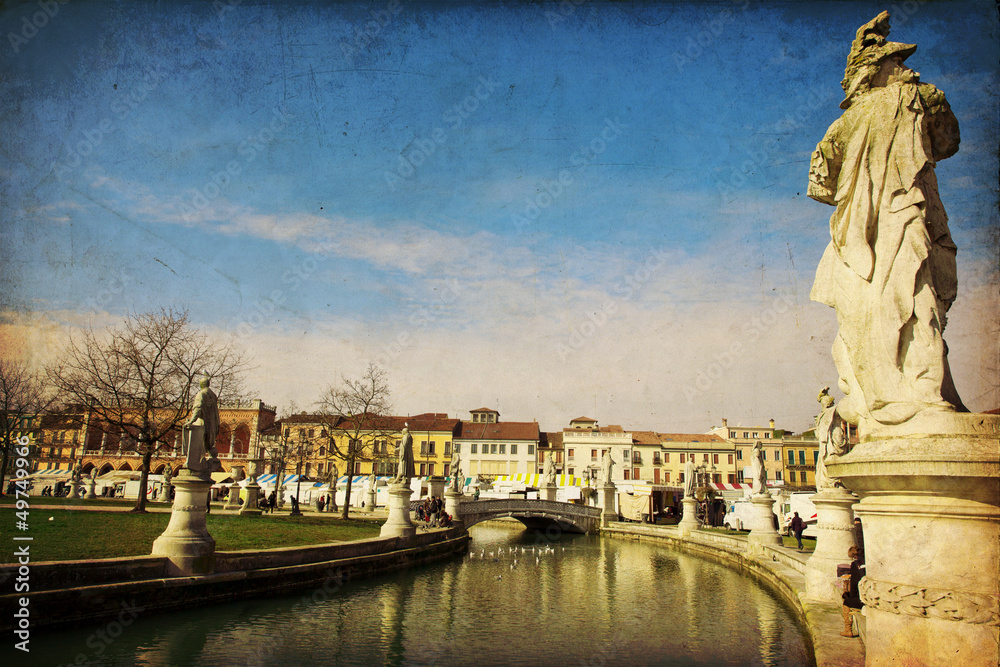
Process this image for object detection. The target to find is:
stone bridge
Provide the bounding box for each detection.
[457,498,602,534]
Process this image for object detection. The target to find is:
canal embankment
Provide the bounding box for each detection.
[0,527,468,633]
[603,522,865,667]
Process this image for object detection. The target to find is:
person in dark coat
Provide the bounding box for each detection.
[790,512,805,550]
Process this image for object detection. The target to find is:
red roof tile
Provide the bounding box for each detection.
[456,421,539,441]
[539,432,563,448]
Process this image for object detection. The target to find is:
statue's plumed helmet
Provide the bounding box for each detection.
[840,11,916,109]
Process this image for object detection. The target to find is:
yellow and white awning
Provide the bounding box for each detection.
[492,473,583,487]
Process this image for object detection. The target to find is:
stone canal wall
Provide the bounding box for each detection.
[0,528,469,633]
[602,522,864,667]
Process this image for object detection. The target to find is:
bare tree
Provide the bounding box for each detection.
[0,359,54,495]
[49,309,248,512]
[316,364,392,519]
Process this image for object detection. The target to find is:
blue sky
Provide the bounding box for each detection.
[2,0,997,432]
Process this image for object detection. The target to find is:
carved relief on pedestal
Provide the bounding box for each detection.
[860,578,1000,626]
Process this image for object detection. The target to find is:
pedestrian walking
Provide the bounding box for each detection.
[790,512,805,550]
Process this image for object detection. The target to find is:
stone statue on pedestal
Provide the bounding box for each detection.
[600,450,614,486]
[450,452,463,492]
[683,457,695,498]
[393,424,415,484]
[543,452,556,486]
[815,386,849,491]
[808,10,965,435]
[183,377,221,475]
[751,441,767,495]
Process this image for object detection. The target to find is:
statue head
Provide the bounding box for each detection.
[840,11,916,109]
[200,377,211,389]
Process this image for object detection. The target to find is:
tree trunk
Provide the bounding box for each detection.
[133,437,152,512]
[0,437,11,495]
[341,453,354,520]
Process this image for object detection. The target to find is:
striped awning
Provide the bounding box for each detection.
[492,473,583,487]
[709,482,784,491]
[29,469,72,477]
[256,474,304,485]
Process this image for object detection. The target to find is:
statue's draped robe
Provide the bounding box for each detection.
[396,432,416,481]
[808,80,961,428]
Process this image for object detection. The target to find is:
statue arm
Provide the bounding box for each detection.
[917,83,959,161]
[807,121,843,206]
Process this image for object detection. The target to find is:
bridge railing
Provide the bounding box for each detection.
[460,498,601,519]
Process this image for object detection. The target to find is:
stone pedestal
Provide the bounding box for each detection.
[600,484,617,527]
[223,482,242,511]
[162,483,172,502]
[380,483,416,539]
[85,477,97,500]
[541,483,557,502]
[151,472,216,576]
[444,490,463,528]
[804,487,858,603]
[428,475,446,500]
[827,415,1000,667]
[678,496,700,535]
[239,479,262,516]
[68,480,81,499]
[366,486,376,511]
[746,493,782,555]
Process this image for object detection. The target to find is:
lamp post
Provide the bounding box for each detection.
[289,433,312,516]
[274,435,287,510]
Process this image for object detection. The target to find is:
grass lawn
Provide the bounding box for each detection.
[0,508,383,563]
[701,526,817,551]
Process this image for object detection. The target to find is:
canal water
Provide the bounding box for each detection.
[16,523,813,666]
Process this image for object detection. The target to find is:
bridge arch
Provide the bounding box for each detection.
[457,498,601,534]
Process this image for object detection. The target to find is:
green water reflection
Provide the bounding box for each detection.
[11,522,813,666]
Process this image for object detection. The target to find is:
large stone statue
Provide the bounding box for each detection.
[184,377,221,471]
[328,463,339,486]
[600,449,614,486]
[683,456,695,498]
[815,387,849,491]
[542,452,556,486]
[808,11,965,435]
[750,441,767,495]
[450,452,463,492]
[393,424,415,483]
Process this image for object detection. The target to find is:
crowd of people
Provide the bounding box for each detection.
[416,495,453,528]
